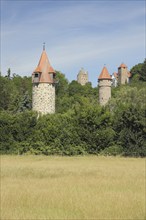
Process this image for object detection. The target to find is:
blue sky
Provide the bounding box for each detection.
[1,0,145,87]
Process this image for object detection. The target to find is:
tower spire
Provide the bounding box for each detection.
[43,42,45,51]
[98,66,112,106]
[32,47,56,115]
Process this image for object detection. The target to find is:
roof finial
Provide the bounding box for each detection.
[43,42,45,51]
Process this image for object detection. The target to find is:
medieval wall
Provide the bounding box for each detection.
[77,69,88,86]
[118,68,128,85]
[32,83,55,115]
[98,79,111,106]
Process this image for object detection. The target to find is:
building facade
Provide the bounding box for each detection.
[118,63,131,85]
[32,48,56,115]
[112,63,131,86]
[77,68,88,85]
[98,66,112,106]
[111,72,118,87]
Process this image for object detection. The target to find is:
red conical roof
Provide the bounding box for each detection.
[34,66,42,73]
[33,50,55,83]
[98,66,111,80]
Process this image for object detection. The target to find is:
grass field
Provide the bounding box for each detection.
[1,155,145,219]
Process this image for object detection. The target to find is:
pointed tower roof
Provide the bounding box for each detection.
[118,63,127,69]
[33,49,55,83]
[98,66,111,80]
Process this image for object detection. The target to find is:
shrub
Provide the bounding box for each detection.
[63,145,87,156]
[100,145,123,156]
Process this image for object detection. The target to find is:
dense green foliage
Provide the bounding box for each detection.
[0,60,146,157]
[130,59,146,82]
[0,73,32,112]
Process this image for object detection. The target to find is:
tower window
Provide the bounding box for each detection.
[50,73,53,80]
[50,73,55,81]
[33,72,40,83]
[35,73,39,77]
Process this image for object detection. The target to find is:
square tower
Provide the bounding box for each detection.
[77,68,88,85]
[118,63,131,85]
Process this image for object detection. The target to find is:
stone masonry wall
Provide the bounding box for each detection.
[32,83,55,115]
[99,80,111,106]
[118,68,128,85]
[77,73,88,85]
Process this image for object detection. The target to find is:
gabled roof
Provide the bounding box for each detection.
[114,72,118,77]
[113,72,118,79]
[98,66,111,80]
[127,71,132,77]
[33,50,55,83]
[118,63,127,69]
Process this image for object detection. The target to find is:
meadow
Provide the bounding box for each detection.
[1,155,145,219]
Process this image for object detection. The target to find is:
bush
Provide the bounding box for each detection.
[63,145,87,156]
[100,145,123,156]
[113,105,146,157]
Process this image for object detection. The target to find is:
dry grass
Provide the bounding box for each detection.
[1,155,145,219]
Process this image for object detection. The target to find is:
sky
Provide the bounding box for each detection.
[1,0,145,87]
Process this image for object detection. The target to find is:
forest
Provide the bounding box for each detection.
[0,59,146,156]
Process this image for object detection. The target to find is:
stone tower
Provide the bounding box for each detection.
[77,68,88,85]
[118,63,131,85]
[98,66,112,106]
[32,48,56,115]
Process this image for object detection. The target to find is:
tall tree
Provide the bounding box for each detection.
[130,59,146,82]
[6,68,11,80]
[140,59,146,81]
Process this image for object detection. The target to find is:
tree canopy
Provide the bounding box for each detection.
[0,61,146,157]
[130,59,146,82]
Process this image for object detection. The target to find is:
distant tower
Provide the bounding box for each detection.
[77,68,88,85]
[98,66,112,106]
[118,63,131,85]
[32,47,56,115]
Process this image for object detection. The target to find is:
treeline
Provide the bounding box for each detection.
[0,60,146,157]
[0,70,32,112]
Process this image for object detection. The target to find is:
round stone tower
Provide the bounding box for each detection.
[98,66,112,106]
[32,47,56,115]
